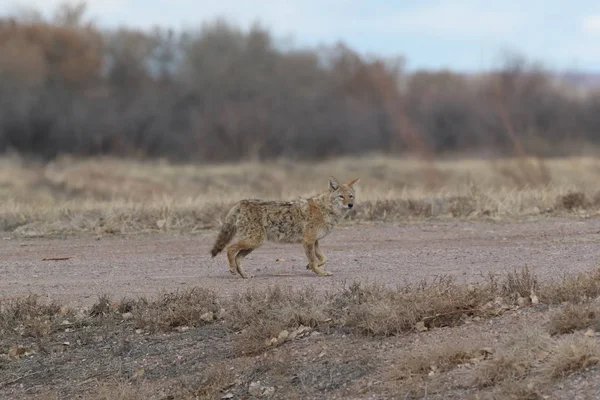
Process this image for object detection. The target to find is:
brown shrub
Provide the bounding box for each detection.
[542,337,600,379]
[0,295,66,338]
[547,303,599,336]
[557,192,587,210]
[131,288,220,333]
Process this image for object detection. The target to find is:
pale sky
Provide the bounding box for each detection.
[2,0,600,72]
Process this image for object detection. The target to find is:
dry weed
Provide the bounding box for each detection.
[130,288,220,332]
[391,341,484,380]
[542,337,600,379]
[0,295,67,338]
[491,380,542,400]
[547,303,600,336]
[339,278,495,335]
[539,269,600,304]
[225,286,329,355]
[471,329,551,388]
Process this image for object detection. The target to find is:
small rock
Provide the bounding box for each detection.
[221,394,234,399]
[133,368,145,379]
[175,326,190,333]
[122,312,134,320]
[517,296,530,307]
[249,381,262,396]
[200,311,214,322]
[278,330,289,342]
[416,321,428,332]
[585,329,595,337]
[8,346,34,359]
[262,386,275,397]
[135,329,144,334]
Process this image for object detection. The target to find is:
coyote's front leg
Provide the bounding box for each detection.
[306,240,327,269]
[303,239,332,277]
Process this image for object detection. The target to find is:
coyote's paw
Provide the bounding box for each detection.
[308,264,333,277]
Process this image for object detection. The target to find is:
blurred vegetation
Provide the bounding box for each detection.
[1,2,599,162]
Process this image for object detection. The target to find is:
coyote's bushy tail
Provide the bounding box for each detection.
[210,204,239,257]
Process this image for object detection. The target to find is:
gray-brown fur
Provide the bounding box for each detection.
[210,176,360,278]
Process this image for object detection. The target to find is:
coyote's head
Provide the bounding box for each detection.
[328,176,360,210]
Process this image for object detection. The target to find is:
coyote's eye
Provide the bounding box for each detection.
[349,195,354,199]
[338,195,344,199]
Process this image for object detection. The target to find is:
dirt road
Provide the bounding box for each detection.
[2,217,600,307]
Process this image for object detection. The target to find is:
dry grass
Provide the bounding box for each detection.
[547,303,600,336]
[2,154,600,237]
[471,329,551,388]
[541,337,600,379]
[0,295,69,338]
[4,267,600,399]
[391,341,484,380]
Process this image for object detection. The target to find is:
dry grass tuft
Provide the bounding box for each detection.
[547,303,600,336]
[131,288,221,333]
[339,277,497,336]
[502,266,538,299]
[539,269,600,305]
[225,286,329,355]
[191,363,235,400]
[492,381,543,400]
[0,295,68,338]
[391,341,483,380]
[542,337,600,379]
[557,192,588,210]
[471,328,551,388]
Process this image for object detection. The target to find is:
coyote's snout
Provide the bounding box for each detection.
[210,176,360,278]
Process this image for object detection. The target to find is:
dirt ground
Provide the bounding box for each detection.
[2,217,600,307]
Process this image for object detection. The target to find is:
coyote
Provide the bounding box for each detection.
[210,176,360,278]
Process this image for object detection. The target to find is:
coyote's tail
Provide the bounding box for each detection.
[210,204,239,257]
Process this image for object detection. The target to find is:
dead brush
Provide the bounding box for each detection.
[130,287,221,333]
[557,191,588,210]
[390,341,484,381]
[0,295,66,338]
[547,303,600,336]
[471,328,551,388]
[339,277,497,335]
[541,337,600,379]
[492,380,542,400]
[225,286,330,355]
[191,363,235,400]
[502,266,538,300]
[539,268,600,304]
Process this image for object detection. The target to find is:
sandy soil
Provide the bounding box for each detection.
[2,217,600,307]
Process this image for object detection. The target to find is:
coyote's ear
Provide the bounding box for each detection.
[348,178,360,187]
[328,176,340,191]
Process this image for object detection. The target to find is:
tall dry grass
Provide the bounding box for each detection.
[1,154,600,237]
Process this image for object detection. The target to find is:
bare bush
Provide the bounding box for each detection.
[1,5,600,162]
